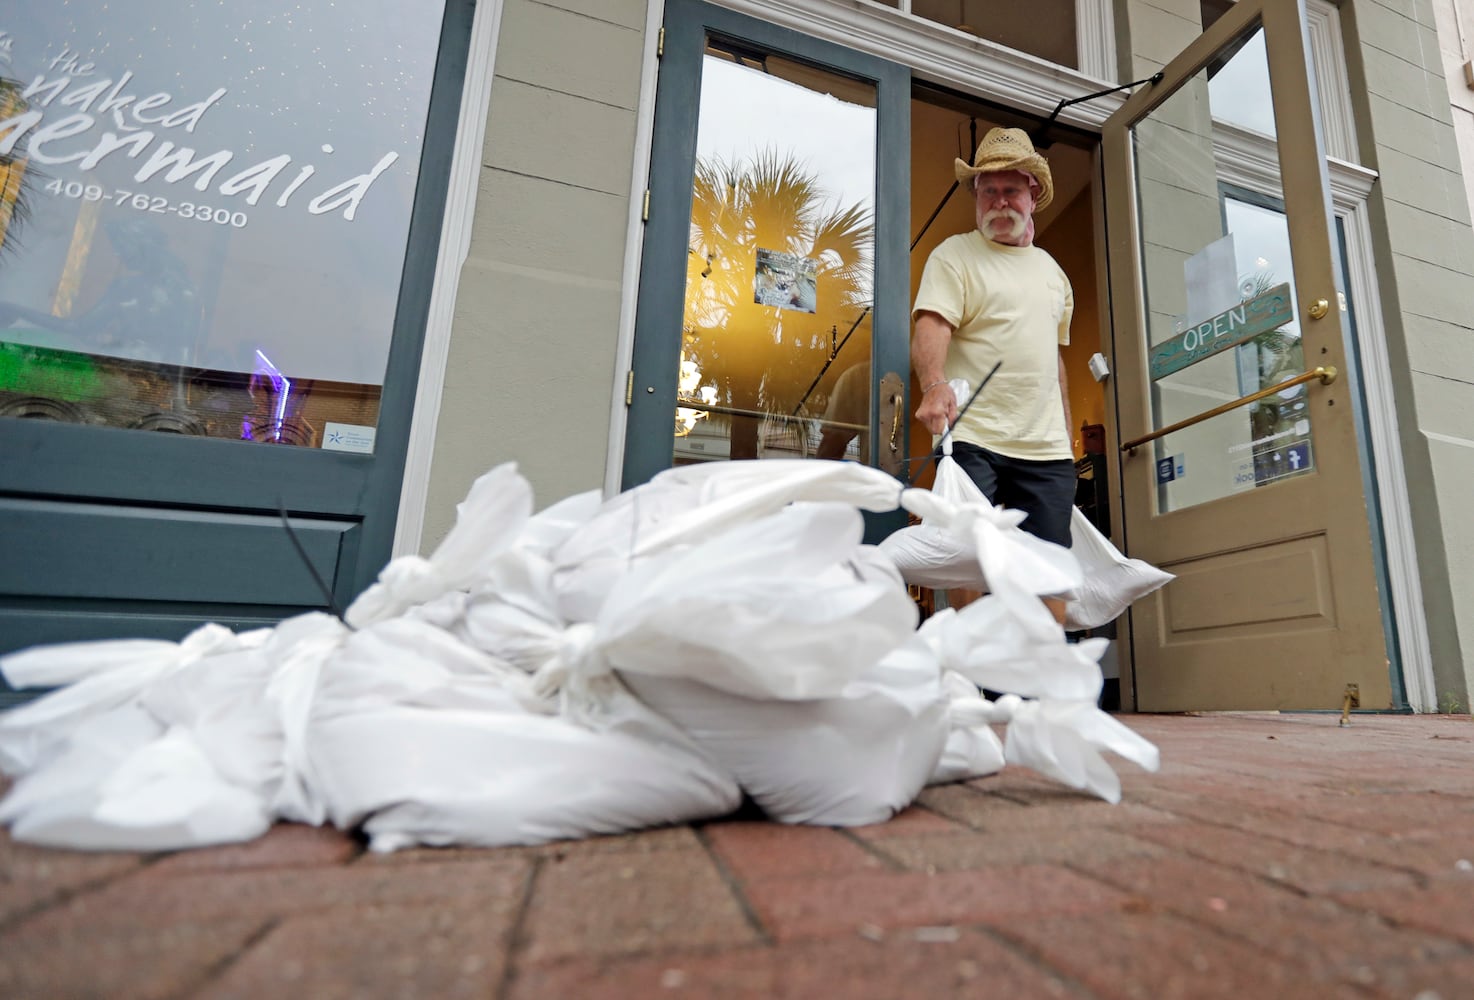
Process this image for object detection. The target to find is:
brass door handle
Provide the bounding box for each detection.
[1307,298,1330,320]
[878,371,905,477]
[1122,366,1337,454]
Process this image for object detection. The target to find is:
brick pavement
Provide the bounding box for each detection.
[1,712,1472,999]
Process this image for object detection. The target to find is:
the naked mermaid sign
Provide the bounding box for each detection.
[2,42,399,227]
[0,3,448,394]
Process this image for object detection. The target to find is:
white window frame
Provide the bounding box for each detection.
[392,0,505,556]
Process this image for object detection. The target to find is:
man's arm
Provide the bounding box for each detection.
[913,310,958,435]
[1059,350,1074,456]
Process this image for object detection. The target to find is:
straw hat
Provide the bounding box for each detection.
[954,127,1054,211]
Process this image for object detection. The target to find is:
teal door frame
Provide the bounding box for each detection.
[0,0,476,674]
[622,0,912,502]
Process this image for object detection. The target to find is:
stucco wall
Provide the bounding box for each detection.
[1341,0,1474,706]
[421,0,648,547]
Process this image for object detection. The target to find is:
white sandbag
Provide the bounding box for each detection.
[313,618,544,717]
[127,614,349,822]
[0,613,348,849]
[587,503,918,701]
[0,623,262,776]
[632,459,908,552]
[401,490,604,647]
[890,459,1082,598]
[309,677,741,851]
[880,449,986,590]
[552,460,907,622]
[623,635,949,826]
[993,695,1161,804]
[920,584,1105,703]
[458,552,569,677]
[1063,508,1175,629]
[346,463,533,628]
[0,708,271,851]
[877,521,983,591]
[928,671,1006,786]
[518,489,606,557]
[0,704,161,836]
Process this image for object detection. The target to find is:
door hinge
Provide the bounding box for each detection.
[642,189,650,222]
[658,27,664,57]
[625,369,635,406]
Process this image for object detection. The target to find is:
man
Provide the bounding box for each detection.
[814,360,869,461]
[911,127,1075,623]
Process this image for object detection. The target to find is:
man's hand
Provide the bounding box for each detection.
[915,381,958,436]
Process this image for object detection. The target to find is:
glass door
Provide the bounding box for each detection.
[624,0,910,497]
[1103,0,1390,710]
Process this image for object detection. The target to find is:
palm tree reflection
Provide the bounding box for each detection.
[0,76,33,258]
[681,150,874,461]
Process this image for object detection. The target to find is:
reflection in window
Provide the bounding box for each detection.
[675,47,876,466]
[1206,28,1275,137]
[0,1,446,451]
[1222,192,1317,490]
[1131,27,1320,514]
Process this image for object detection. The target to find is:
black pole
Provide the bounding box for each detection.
[791,305,871,416]
[1032,72,1164,146]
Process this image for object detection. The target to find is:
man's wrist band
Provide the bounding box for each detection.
[922,380,947,393]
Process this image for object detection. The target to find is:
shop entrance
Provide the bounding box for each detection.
[628,0,1396,712]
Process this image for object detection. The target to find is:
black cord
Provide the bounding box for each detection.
[277,498,345,621]
[791,306,871,416]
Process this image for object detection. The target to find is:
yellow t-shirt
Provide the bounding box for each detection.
[912,231,1073,460]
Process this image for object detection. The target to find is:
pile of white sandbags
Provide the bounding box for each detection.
[0,457,1163,853]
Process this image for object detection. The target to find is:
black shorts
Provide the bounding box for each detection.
[946,441,1075,547]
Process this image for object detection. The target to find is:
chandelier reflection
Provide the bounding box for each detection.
[675,351,718,438]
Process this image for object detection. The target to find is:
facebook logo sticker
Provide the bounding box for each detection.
[1285,441,1312,473]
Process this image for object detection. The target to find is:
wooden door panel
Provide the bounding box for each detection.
[1157,533,1334,638]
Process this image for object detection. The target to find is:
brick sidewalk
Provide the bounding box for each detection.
[2,712,1472,999]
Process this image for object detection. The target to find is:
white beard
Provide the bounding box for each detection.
[979,208,1027,243]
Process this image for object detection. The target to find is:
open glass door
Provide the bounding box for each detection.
[1103,0,1390,710]
[623,0,910,508]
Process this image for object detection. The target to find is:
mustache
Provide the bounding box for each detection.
[980,208,1027,237]
[981,208,1024,226]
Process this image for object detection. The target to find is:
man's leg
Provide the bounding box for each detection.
[943,443,1001,610]
[991,454,1077,625]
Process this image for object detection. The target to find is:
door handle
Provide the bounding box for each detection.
[878,371,905,478]
[1122,366,1337,454]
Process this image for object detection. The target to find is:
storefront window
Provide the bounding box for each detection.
[0,1,446,451]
